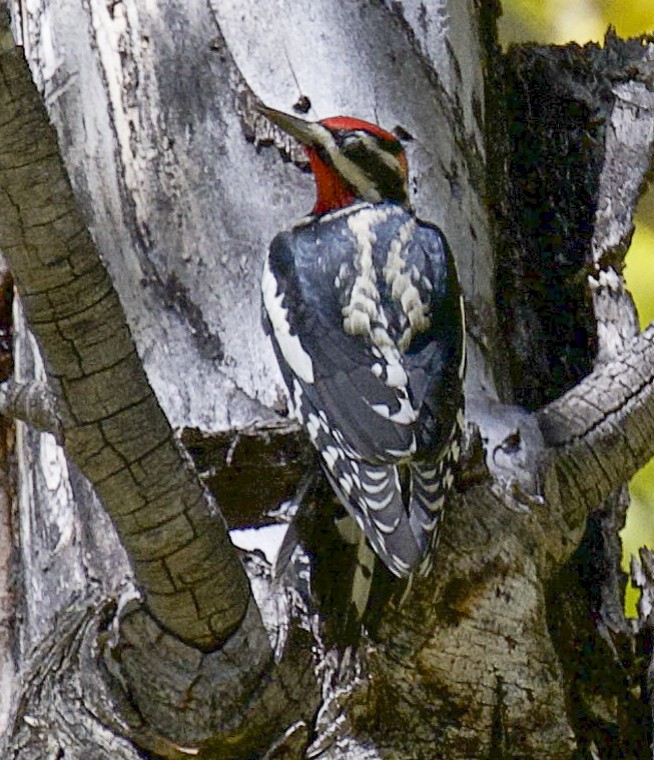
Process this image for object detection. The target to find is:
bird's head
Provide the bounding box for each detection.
[257,103,409,216]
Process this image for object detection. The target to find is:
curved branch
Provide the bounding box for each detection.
[0,6,251,651]
[0,379,62,441]
[537,323,654,511]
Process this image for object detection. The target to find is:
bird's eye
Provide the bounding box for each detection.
[340,133,364,154]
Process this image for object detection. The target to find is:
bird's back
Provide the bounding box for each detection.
[265,201,464,576]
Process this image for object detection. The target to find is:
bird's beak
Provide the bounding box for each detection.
[255,102,324,147]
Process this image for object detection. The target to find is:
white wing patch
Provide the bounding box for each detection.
[370,396,417,425]
[262,257,315,384]
[381,354,408,388]
[384,217,431,351]
[458,295,467,380]
[264,203,464,579]
[342,207,387,337]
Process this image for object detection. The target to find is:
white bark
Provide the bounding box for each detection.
[0,430,14,735]
[18,0,282,431]
[15,0,500,437]
[591,77,654,360]
[0,0,653,757]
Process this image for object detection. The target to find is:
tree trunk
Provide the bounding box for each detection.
[0,0,652,757]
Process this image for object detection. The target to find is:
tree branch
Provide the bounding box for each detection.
[0,4,250,651]
[0,379,62,442]
[590,73,653,362]
[538,323,654,511]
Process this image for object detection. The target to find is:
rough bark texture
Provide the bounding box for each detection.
[0,0,652,758]
[0,255,15,736]
[0,1,253,652]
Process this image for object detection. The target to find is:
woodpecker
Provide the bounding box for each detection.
[259,103,465,581]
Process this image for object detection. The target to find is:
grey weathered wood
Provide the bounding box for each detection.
[0,1,255,651]
[1,0,653,757]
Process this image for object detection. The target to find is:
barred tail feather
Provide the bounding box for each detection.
[408,459,448,575]
[321,457,421,578]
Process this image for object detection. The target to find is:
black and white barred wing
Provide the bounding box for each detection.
[263,224,423,464]
[399,223,466,566]
[262,207,464,577]
[263,239,426,575]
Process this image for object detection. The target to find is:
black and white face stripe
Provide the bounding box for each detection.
[254,103,408,208]
[309,124,386,204]
[310,127,408,206]
[331,129,408,206]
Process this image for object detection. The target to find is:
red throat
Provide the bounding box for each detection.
[306,149,356,215]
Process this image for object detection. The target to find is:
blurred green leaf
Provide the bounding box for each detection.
[625,221,654,329]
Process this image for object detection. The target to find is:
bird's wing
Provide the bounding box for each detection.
[263,232,420,464]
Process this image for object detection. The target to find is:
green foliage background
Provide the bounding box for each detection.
[500,0,654,614]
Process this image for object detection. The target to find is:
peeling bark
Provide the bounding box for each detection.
[0,1,252,650]
[0,254,15,736]
[0,0,652,758]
